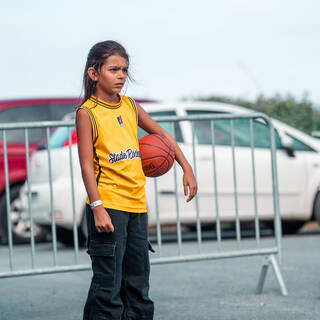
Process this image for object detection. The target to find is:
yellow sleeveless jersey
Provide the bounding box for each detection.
[76,95,146,213]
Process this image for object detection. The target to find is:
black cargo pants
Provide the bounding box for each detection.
[83,205,154,320]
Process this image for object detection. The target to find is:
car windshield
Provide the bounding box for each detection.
[0,104,75,143]
[187,109,282,148]
[50,127,75,148]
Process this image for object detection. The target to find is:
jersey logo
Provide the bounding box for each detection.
[109,149,141,164]
[117,115,124,127]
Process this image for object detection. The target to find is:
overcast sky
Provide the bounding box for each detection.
[1,0,319,105]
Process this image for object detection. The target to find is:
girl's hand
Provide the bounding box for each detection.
[92,207,114,232]
[183,167,198,202]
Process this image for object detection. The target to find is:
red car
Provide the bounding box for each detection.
[0,98,80,243]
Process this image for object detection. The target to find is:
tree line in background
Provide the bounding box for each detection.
[192,94,320,135]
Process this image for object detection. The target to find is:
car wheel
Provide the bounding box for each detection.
[80,208,88,241]
[313,192,320,223]
[282,220,305,234]
[264,220,305,234]
[0,184,47,244]
[55,213,87,247]
[55,227,75,246]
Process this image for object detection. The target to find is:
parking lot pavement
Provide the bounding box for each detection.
[0,233,320,320]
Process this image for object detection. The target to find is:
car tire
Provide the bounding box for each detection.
[55,216,87,247]
[0,184,47,244]
[80,208,88,241]
[313,192,320,223]
[264,220,305,234]
[55,227,76,246]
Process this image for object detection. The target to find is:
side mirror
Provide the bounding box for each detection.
[280,133,295,157]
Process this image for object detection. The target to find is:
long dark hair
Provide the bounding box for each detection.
[80,40,130,105]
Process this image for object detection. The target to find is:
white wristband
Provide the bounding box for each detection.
[90,200,102,209]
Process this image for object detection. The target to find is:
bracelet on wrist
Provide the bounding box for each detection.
[90,200,102,209]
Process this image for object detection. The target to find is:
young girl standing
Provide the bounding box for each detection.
[76,40,197,320]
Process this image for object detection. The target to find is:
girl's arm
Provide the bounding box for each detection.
[137,104,198,202]
[76,109,114,232]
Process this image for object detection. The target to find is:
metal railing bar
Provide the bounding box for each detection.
[0,247,279,279]
[25,128,36,268]
[249,120,260,247]
[191,122,202,253]
[230,120,241,246]
[2,130,14,270]
[67,127,79,264]
[153,178,162,257]
[0,264,91,279]
[210,120,222,250]
[0,113,269,130]
[171,122,182,256]
[267,119,282,263]
[46,128,58,266]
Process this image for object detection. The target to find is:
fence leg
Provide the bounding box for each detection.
[256,255,288,296]
[256,257,269,294]
[269,254,288,296]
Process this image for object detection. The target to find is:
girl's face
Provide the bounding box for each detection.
[89,54,128,97]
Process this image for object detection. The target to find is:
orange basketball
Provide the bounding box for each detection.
[139,134,175,177]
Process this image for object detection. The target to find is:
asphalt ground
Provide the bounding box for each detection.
[0,229,320,320]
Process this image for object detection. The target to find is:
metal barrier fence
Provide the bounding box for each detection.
[0,113,288,296]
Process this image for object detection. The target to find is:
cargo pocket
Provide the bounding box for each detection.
[87,240,116,288]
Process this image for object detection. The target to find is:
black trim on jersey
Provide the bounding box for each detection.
[128,97,138,124]
[77,106,98,144]
[86,107,98,140]
[89,96,121,109]
[93,146,102,185]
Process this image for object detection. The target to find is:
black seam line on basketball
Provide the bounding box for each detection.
[151,158,170,176]
[145,158,168,174]
[139,142,172,155]
[154,136,175,158]
[93,146,102,185]
[128,97,138,124]
[143,151,172,173]
[148,157,171,176]
[161,141,174,170]
[153,134,175,153]
[81,106,98,143]
[142,155,168,160]
[140,137,175,164]
[140,143,174,163]
[140,143,174,165]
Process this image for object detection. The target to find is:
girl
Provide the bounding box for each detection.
[76,40,197,320]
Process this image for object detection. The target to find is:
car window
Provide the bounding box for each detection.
[186,110,282,148]
[187,110,231,145]
[0,105,50,143]
[286,134,315,152]
[0,104,75,143]
[0,105,49,123]
[49,127,72,148]
[49,104,76,120]
[138,110,184,142]
[234,119,282,149]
